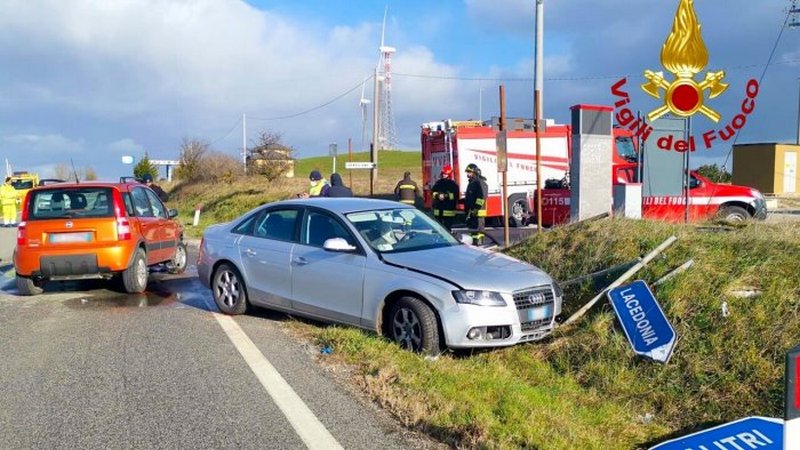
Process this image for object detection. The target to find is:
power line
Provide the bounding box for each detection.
[392,58,800,83]
[249,76,373,121]
[209,116,242,145]
[706,7,792,208]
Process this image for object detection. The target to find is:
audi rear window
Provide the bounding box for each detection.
[29,187,115,220]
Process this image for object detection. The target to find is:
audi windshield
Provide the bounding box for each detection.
[346,208,459,254]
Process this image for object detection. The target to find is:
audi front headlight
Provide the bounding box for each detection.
[452,290,507,307]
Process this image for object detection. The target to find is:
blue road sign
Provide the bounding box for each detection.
[650,416,783,450]
[607,280,676,363]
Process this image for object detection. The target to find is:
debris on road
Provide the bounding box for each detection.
[653,259,695,286]
[729,287,762,299]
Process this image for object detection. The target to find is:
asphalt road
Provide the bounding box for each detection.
[0,228,440,450]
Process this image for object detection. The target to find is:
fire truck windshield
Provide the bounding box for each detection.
[615,137,638,162]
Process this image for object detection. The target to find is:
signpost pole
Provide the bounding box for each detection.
[684,117,691,224]
[329,143,337,176]
[348,137,353,193]
[786,345,800,450]
[371,68,380,196]
[499,85,510,248]
[242,113,247,176]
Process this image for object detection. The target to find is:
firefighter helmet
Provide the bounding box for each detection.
[465,163,479,174]
[441,164,453,177]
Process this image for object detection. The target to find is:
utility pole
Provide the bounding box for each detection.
[371,68,381,196]
[534,0,544,233]
[499,86,510,248]
[479,87,484,122]
[242,113,247,175]
[796,78,800,145]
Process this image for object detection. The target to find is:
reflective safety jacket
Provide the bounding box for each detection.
[464,176,488,218]
[309,179,330,197]
[0,183,17,206]
[394,176,419,205]
[431,177,459,217]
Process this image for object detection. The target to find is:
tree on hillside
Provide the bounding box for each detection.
[247,131,295,181]
[52,163,71,180]
[133,154,158,180]
[174,138,209,182]
[696,164,731,183]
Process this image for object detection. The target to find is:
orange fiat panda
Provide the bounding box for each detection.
[14,181,187,295]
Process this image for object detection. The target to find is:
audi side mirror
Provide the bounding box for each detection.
[323,238,356,252]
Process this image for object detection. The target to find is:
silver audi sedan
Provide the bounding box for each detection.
[197,198,563,354]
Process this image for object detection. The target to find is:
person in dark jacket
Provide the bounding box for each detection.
[462,163,488,245]
[142,173,169,202]
[325,173,353,197]
[394,171,419,206]
[431,164,459,231]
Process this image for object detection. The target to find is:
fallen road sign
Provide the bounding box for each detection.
[345,162,376,169]
[607,280,676,363]
[650,416,783,450]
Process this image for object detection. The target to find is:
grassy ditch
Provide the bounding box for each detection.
[290,219,800,449]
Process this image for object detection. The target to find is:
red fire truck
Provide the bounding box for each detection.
[420,120,767,226]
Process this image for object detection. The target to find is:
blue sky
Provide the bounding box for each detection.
[0,0,798,179]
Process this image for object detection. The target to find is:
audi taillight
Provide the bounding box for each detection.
[16,221,26,246]
[112,189,131,240]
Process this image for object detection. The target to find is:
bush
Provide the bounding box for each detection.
[201,152,241,184]
[174,138,241,184]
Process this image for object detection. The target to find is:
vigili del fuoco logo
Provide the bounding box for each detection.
[610,0,760,152]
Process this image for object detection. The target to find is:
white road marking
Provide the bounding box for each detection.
[205,299,343,450]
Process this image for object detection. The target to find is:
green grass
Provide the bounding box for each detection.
[288,219,800,449]
[295,149,420,177]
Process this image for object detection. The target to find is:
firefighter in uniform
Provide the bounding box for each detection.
[394,171,419,206]
[431,164,458,231]
[462,163,487,245]
[1,177,18,226]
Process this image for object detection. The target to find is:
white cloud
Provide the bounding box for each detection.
[3,133,85,154]
[108,138,144,155]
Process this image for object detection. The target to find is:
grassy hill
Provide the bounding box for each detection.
[296,150,421,197]
[167,150,421,236]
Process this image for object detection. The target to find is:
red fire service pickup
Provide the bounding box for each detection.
[421,120,767,226]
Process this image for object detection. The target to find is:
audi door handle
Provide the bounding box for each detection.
[293,257,309,266]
